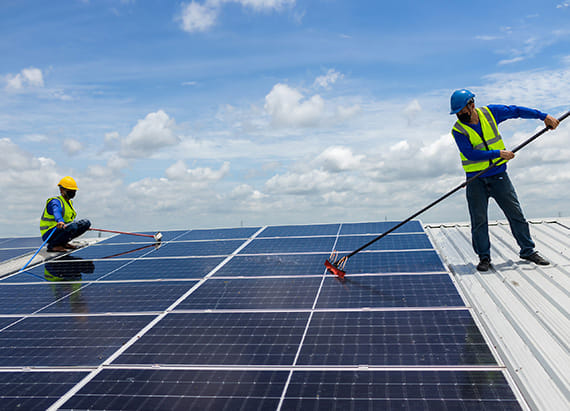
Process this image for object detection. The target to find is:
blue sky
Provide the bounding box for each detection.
[1,0,569,236]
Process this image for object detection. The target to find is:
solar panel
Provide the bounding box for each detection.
[0,221,523,410]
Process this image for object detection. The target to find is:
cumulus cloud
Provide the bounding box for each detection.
[165,160,230,183]
[5,67,44,90]
[316,146,364,172]
[120,110,179,158]
[264,83,325,127]
[178,0,295,33]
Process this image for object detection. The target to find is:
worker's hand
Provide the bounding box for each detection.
[56,221,66,229]
[499,150,515,160]
[544,114,559,130]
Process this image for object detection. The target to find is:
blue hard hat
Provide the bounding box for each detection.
[450,89,475,114]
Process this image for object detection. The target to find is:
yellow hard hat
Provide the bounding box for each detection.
[58,176,78,191]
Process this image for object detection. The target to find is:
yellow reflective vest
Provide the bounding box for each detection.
[452,106,506,173]
[40,195,77,236]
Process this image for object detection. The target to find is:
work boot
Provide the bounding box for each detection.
[476,258,491,272]
[522,252,550,266]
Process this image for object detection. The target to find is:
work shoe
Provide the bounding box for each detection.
[522,252,550,266]
[476,258,491,272]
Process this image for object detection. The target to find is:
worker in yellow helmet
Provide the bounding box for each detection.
[39,176,91,252]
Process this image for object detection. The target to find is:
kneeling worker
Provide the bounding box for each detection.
[40,176,91,252]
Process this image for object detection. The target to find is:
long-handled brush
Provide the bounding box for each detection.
[325,110,570,278]
[89,228,163,242]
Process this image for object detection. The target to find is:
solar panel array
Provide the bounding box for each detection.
[0,222,522,410]
[0,236,44,263]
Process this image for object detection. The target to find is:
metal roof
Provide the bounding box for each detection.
[425,218,570,411]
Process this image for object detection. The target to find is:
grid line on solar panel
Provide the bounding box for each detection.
[59,368,288,411]
[114,312,311,366]
[316,274,465,309]
[176,226,261,241]
[3,258,131,283]
[281,370,522,410]
[33,281,199,314]
[297,310,497,367]
[0,371,89,411]
[176,277,323,310]
[258,224,341,238]
[339,220,424,235]
[0,315,155,367]
[334,233,434,252]
[215,250,446,277]
[0,248,35,263]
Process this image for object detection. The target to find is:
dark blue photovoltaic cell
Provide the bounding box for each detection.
[0,318,19,330]
[0,283,80,315]
[0,237,44,248]
[0,315,154,367]
[340,220,423,235]
[258,224,340,238]
[0,248,34,262]
[39,281,197,314]
[68,243,158,259]
[103,257,225,281]
[176,227,260,241]
[282,370,521,410]
[115,312,309,366]
[298,310,496,366]
[334,233,433,252]
[214,254,327,277]
[60,369,288,411]
[3,258,128,283]
[177,277,321,310]
[0,371,89,411]
[97,230,189,245]
[343,250,445,273]
[317,274,464,308]
[141,240,245,258]
[240,237,336,254]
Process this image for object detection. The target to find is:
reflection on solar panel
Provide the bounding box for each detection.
[0,222,522,410]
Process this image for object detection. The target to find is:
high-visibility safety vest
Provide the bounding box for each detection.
[452,106,506,173]
[40,195,77,236]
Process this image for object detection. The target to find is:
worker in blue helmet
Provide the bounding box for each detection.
[449,89,559,271]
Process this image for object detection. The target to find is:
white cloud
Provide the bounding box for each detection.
[178,0,295,33]
[498,56,525,65]
[179,2,219,33]
[120,110,179,158]
[5,67,44,90]
[556,2,569,8]
[314,69,343,89]
[264,83,325,127]
[316,146,364,172]
[165,160,230,183]
[63,138,83,156]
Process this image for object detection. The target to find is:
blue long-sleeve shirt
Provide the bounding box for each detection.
[452,105,547,178]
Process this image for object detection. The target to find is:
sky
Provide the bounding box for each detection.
[1,0,569,236]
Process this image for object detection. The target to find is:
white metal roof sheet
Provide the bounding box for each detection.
[425,218,570,411]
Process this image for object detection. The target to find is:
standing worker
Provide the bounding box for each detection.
[449,89,559,271]
[40,176,91,252]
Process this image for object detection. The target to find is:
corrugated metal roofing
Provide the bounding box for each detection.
[425,218,570,411]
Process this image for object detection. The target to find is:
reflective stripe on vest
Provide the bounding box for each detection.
[40,196,77,236]
[452,106,506,173]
